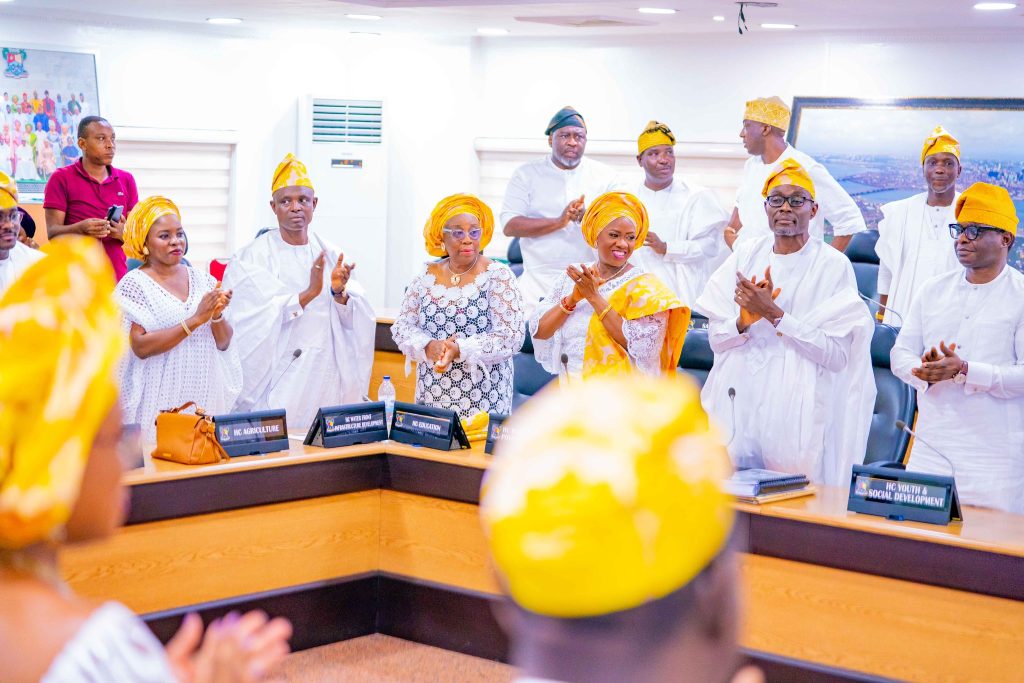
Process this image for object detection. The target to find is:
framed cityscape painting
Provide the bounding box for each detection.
[1,46,100,192]
[789,97,1024,272]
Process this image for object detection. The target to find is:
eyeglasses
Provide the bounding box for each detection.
[765,195,814,209]
[948,223,1003,241]
[0,210,23,226]
[443,227,483,241]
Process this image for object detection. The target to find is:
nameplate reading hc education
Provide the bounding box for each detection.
[484,413,511,455]
[847,463,962,525]
[304,402,388,448]
[389,401,471,451]
[214,409,290,457]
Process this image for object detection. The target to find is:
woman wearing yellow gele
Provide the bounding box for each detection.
[531,191,690,379]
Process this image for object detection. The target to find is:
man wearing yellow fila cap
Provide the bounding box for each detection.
[728,96,865,253]
[875,126,963,326]
[222,153,376,428]
[630,121,729,306]
[0,170,43,293]
[481,374,763,683]
[698,159,875,485]
[891,182,1024,513]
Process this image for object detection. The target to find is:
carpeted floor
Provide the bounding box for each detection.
[270,634,517,682]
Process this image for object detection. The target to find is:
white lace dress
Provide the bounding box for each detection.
[391,261,525,418]
[42,602,176,682]
[115,267,243,443]
[529,267,669,378]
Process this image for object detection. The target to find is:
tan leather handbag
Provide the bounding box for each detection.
[152,402,229,465]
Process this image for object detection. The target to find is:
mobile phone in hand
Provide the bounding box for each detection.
[106,205,124,223]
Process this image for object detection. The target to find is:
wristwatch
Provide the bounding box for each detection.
[952,361,969,385]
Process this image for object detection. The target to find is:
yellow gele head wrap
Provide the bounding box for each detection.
[0,237,123,549]
[743,96,791,131]
[761,158,816,200]
[581,191,649,248]
[481,374,734,618]
[423,193,495,258]
[955,182,1019,234]
[122,195,181,261]
[0,170,17,210]
[921,125,961,164]
[637,120,676,156]
[271,153,315,195]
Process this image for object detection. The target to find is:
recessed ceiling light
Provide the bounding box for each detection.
[477,27,510,35]
[638,7,677,14]
[973,2,1017,8]
[349,31,381,37]
[206,17,242,25]
[346,13,382,20]
[712,15,726,21]
[761,22,797,29]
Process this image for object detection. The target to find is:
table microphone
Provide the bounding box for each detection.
[859,293,904,327]
[268,349,302,395]
[895,419,956,478]
[726,387,737,448]
[560,353,570,383]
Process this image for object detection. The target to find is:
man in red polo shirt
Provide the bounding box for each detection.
[44,115,138,279]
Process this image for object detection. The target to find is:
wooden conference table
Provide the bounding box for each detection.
[59,436,1024,683]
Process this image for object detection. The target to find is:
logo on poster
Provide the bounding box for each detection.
[2,48,28,79]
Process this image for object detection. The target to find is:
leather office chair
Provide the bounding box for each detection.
[677,326,714,388]
[507,237,524,277]
[864,322,916,465]
[845,230,882,318]
[512,324,556,409]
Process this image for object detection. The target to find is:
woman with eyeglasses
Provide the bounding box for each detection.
[391,194,525,418]
[0,172,43,294]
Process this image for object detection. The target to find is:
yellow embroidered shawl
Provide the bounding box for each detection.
[582,272,689,377]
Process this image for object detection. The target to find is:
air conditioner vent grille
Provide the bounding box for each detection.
[312,99,382,144]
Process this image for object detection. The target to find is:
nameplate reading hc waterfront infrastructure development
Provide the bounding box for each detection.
[304,402,388,448]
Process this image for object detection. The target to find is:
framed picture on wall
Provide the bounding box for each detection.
[789,97,1024,272]
[1,45,99,194]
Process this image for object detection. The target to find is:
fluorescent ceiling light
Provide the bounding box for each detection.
[712,15,726,21]
[638,7,677,14]
[349,31,381,37]
[346,13,382,20]
[973,2,1017,9]
[206,17,242,25]
[477,27,510,35]
[761,22,797,29]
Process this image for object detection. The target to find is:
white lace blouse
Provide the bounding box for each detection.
[115,267,243,443]
[529,267,669,378]
[42,602,176,682]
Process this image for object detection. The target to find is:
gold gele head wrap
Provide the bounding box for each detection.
[0,237,123,549]
[761,158,816,200]
[637,120,676,156]
[271,152,315,195]
[0,170,17,210]
[423,193,495,258]
[743,96,791,131]
[921,125,961,164]
[581,191,649,248]
[480,374,734,618]
[122,195,181,261]
[955,182,1019,234]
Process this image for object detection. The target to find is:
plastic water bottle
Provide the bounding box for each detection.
[378,376,396,436]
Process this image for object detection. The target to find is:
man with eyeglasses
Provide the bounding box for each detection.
[222,153,375,429]
[500,106,617,314]
[891,182,1024,513]
[698,159,875,486]
[726,96,865,253]
[875,127,963,326]
[0,171,44,294]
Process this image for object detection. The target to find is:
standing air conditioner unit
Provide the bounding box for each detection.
[298,97,388,309]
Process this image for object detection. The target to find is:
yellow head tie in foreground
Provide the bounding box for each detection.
[743,96,791,131]
[423,193,495,258]
[271,152,315,194]
[637,120,676,156]
[955,182,1019,234]
[481,374,734,618]
[0,170,17,210]
[762,158,816,200]
[921,125,960,164]
[122,195,181,261]
[0,237,123,549]
[581,191,649,248]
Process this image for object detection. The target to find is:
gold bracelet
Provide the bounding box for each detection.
[180,320,192,336]
[211,314,225,324]
[598,304,613,321]
[559,297,575,315]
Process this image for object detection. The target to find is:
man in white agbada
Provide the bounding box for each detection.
[876,126,962,326]
[501,106,617,315]
[223,153,375,429]
[725,96,865,253]
[630,121,728,306]
[0,171,43,294]
[698,159,875,486]
[891,183,1024,513]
